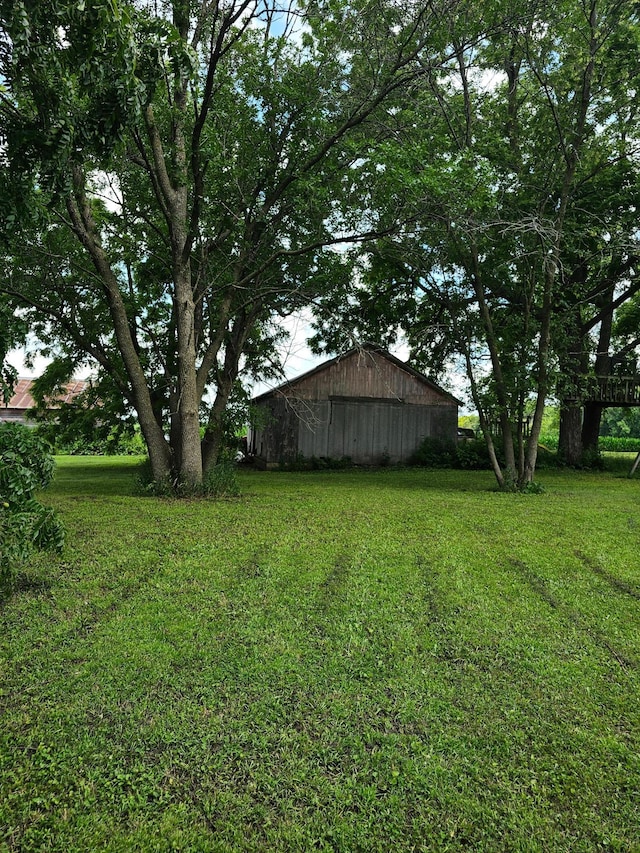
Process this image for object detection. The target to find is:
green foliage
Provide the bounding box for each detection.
[409,436,501,471]
[0,0,147,206]
[555,446,605,471]
[280,454,355,471]
[600,408,640,440]
[0,423,64,595]
[453,438,496,470]
[51,428,146,457]
[538,433,559,452]
[0,299,27,404]
[499,471,546,494]
[579,448,605,470]
[1,0,466,490]
[0,422,56,490]
[28,363,146,456]
[311,0,640,490]
[458,414,480,432]
[598,436,640,453]
[408,437,458,468]
[201,455,241,498]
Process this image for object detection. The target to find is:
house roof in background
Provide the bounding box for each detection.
[2,378,88,412]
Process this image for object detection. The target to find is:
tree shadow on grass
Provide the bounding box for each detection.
[14,572,54,595]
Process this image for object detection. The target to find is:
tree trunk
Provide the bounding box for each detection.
[468,249,516,485]
[174,268,203,488]
[580,296,614,455]
[582,402,603,452]
[558,403,583,464]
[66,173,172,482]
[201,381,233,474]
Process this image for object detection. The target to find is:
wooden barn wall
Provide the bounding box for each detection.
[283,350,451,405]
[250,398,300,463]
[254,398,457,464]
[313,400,456,463]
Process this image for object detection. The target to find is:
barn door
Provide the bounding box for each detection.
[327,400,405,464]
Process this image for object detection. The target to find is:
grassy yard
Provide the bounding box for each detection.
[1,457,639,852]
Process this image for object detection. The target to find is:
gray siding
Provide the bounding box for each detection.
[251,397,457,465]
[278,349,454,405]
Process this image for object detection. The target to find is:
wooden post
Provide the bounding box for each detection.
[629,450,640,478]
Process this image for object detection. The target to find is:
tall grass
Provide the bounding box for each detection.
[1,458,639,851]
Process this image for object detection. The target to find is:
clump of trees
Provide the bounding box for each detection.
[1,0,638,492]
[0,0,468,489]
[310,0,640,488]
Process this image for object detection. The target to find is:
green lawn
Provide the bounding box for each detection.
[1,457,639,852]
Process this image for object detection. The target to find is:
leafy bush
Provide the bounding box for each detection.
[408,437,457,468]
[278,454,354,471]
[0,423,64,596]
[598,436,640,452]
[202,455,241,498]
[579,448,605,469]
[538,433,559,452]
[409,436,500,470]
[0,422,56,489]
[410,435,556,472]
[51,428,146,456]
[454,438,496,470]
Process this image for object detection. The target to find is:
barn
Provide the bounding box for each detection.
[249,346,460,467]
[0,378,88,426]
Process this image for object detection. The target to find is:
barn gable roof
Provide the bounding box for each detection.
[2,378,88,413]
[252,346,462,406]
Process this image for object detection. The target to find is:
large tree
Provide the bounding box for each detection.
[311,0,640,487]
[0,0,463,487]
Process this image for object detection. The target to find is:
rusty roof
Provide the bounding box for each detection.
[2,378,88,411]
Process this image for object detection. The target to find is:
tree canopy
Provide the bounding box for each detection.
[310,0,640,486]
[1,0,469,487]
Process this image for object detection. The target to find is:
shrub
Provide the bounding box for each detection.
[57,431,146,456]
[0,423,64,597]
[45,424,147,456]
[0,422,56,489]
[598,436,640,453]
[454,438,495,470]
[202,455,241,498]
[408,437,457,468]
[538,433,559,452]
[278,454,354,471]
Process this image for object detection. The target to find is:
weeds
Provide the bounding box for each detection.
[136,454,240,498]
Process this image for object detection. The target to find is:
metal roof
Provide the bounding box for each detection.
[2,378,88,412]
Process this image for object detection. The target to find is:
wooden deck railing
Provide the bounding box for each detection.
[585,376,640,405]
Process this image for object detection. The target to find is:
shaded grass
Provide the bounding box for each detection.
[1,458,639,851]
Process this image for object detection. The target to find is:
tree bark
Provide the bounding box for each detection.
[173,264,203,487]
[559,404,583,464]
[582,402,603,452]
[66,171,172,482]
